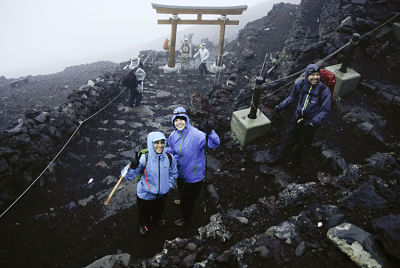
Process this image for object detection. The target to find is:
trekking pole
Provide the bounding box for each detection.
[104,165,130,205]
[104,176,124,205]
[259,51,269,77]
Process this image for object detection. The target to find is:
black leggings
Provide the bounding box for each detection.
[276,121,315,162]
[177,177,203,220]
[137,195,167,227]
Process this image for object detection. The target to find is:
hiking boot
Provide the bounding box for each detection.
[174,199,181,205]
[157,219,167,228]
[139,225,149,236]
[174,218,185,227]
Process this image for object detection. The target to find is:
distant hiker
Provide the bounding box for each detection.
[193,43,210,80]
[163,37,171,63]
[122,57,146,108]
[166,107,220,227]
[121,131,178,236]
[268,63,331,167]
[180,38,192,73]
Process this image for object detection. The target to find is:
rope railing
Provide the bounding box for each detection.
[0,86,127,219]
[251,11,400,109]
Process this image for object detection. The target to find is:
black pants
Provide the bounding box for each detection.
[128,87,141,107]
[275,121,315,163]
[137,195,167,227]
[198,63,209,79]
[177,177,203,220]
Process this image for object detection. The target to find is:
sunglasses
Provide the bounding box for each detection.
[309,67,320,73]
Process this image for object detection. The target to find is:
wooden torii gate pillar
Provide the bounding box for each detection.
[152,3,247,69]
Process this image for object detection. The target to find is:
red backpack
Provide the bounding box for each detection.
[319,68,336,104]
[163,39,169,50]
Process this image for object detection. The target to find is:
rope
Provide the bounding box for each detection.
[0,87,127,219]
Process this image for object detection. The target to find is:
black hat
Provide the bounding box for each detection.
[174,116,186,122]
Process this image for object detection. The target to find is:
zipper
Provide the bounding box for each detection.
[157,155,160,197]
[179,131,183,165]
[194,165,197,176]
[301,85,313,116]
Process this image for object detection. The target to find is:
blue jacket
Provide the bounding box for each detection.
[277,64,331,126]
[124,132,178,200]
[166,107,220,183]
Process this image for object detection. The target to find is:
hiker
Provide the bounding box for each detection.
[180,38,192,73]
[166,107,220,226]
[268,63,331,167]
[122,57,146,108]
[193,43,210,80]
[121,131,178,236]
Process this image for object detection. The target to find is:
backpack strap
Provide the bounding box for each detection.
[166,152,172,168]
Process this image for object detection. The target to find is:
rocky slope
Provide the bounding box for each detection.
[1,1,400,268]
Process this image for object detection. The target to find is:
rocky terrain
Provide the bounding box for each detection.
[1,1,400,268]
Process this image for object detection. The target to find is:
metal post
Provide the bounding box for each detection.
[217,16,227,67]
[168,15,178,68]
[248,77,264,119]
[339,33,360,73]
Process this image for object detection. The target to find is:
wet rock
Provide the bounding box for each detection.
[187,242,197,252]
[268,220,301,245]
[120,149,136,160]
[182,253,196,268]
[321,149,348,173]
[198,213,231,242]
[372,214,400,261]
[83,253,132,268]
[327,223,385,268]
[254,246,270,258]
[278,182,317,207]
[339,182,387,209]
[328,213,345,228]
[60,201,77,210]
[252,150,271,163]
[365,152,397,172]
[259,165,291,188]
[295,241,307,256]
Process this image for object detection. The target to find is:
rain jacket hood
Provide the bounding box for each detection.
[166,107,220,183]
[171,107,190,130]
[147,131,166,156]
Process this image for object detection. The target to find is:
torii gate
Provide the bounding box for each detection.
[152,3,247,69]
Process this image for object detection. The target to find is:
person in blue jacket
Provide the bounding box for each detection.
[121,131,178,236]
[166,107,220,227]
[269,63,331,167]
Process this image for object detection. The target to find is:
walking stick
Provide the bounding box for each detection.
[104,165,130,205]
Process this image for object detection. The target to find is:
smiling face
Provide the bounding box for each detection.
[153,139,165,154]
[308,72,320,85]
[174,118,186,131]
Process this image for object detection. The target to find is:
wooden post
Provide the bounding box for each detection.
[217,16,227,67]
[168,15,178,68]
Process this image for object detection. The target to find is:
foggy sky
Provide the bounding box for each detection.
[1,0,292,78]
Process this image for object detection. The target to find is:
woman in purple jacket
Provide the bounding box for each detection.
[166,107,220,226]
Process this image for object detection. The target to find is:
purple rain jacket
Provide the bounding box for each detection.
[166,107,220,183]
[277,63,331,127]
[124,131,178,200]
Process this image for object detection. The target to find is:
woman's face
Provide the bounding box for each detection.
[153,139,165,154]
[174,118,186,131]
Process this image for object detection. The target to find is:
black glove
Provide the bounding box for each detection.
[130,152,140,169]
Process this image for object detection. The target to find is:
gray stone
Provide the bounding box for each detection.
[327,223,385,268]
[187,242,197,252]
[271,220,301,244]
[156,91,171,98]
[339,182,387,209]
[254,246,270,258]
[365,152,397,171]
[120,149,136,160]
[198,213,231,242]
[278,182,317,207]
[351,0,366,5]
[83,253,131,268]
[182,253,196,268]
[295,241,306,256]
[372,214,400,261]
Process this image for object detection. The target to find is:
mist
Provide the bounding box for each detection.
[0,0,300,78]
